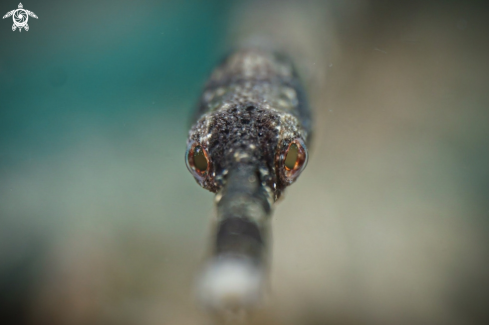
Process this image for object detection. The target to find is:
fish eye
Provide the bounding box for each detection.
[186,141,210,181]
[283,139,308,181]
[193,146,208,171]
[285,143,299,170]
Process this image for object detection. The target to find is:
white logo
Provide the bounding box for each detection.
[3,3,37,32]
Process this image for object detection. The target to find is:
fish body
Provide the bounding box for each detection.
[188,48,311,199]
[185,47,311,309]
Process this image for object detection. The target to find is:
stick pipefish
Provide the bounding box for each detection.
[185,47,312,310]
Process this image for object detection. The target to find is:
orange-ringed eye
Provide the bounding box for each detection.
[186,141,210,181]
[285,143,299,170]
[193,146,208,172]
[283,140,307,181]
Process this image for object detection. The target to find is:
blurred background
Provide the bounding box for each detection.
[1,0,488,324]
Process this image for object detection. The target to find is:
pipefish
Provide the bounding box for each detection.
[185,47,312,310]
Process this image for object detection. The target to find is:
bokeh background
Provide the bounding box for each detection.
[1,0,488,324]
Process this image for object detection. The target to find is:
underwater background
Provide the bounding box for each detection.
[1,0,489,324]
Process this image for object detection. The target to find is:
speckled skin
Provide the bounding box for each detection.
[187,48,312,271]
[187,48,311,201]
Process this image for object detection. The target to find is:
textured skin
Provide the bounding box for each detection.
[187,48,311,201]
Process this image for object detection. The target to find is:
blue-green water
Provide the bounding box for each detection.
[0,0,229,167]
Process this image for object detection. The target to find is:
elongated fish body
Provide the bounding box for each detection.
[185,48,311,310]
[189,48,311,197]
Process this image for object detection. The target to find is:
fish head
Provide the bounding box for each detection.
[186,103,308,201]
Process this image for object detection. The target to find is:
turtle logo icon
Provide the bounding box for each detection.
[3,3,37,32]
